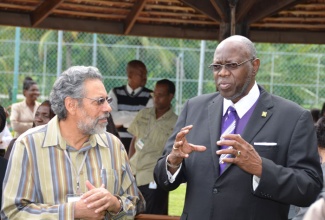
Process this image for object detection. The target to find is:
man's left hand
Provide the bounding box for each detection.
[81,180,121,214]
[216,134,262,177]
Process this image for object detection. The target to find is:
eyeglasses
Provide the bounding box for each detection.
[34,113,50,120]
[209,58,254,73]
[84,97,113,105]
[150,92,169,98]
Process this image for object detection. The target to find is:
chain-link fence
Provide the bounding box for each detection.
[1,27,325,115]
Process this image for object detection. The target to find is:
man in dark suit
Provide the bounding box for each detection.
[154,35,323,220]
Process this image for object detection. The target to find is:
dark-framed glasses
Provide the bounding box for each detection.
[209,58,254,73]
[84,96,113,105]
[150,92,169,98]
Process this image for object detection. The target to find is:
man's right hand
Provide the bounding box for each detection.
[74,199,106,220]
[167,125,206,171]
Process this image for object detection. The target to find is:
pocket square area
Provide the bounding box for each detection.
[254,142,277,146]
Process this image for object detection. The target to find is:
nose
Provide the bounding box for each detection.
[34,90,40,96]
[34,117,43,126]
[216,66,231,77]
[103,101,112,112]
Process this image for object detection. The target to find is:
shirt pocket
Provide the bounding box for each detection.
[101,168,118,193]
[253,142,279,159]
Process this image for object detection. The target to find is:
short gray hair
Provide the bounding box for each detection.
[50,66,103,120]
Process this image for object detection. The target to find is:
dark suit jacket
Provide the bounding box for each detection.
[154,86,323,220]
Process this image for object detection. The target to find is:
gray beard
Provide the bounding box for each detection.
[77,115,108,135]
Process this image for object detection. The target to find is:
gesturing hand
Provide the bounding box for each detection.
[216,134,262,176]
[167,125,206,170]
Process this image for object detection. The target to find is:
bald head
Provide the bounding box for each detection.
[218,35,257,59]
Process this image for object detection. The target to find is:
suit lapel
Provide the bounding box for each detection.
[241,88,274,143]
[208,94,223,178]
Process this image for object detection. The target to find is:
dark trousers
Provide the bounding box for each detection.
[138,184,169,215]
[0,149,5,157]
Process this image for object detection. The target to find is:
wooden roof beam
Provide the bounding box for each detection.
[209,0,229,22]
[180,0,221,22]
[247,0,307,24]
[124,0,146,35]
[236,0,255,22]
[31,0,64,27]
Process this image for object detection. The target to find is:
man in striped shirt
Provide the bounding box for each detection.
[1,66,139,219]
[108,60,153,153]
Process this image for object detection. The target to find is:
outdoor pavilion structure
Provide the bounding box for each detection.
[0,0,324,44]
[0,0,325,219]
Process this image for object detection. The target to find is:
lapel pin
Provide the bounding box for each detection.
[262,111,267,117]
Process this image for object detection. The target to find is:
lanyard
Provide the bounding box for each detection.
[64,150,89,194]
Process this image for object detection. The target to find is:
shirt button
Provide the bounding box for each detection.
[213,188,218,194]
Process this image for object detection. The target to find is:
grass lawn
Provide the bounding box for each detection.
[168,183,186,216]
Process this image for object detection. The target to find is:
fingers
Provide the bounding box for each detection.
[86,180,96,190]
[82,181,114,212]
[82,189,114,213]
[171,125,206,160]
[188,143,206,152]
[81,181,96,200]
[180,124,193,131]
[175,127,191,143]
[75,199,106,219]
[216,134,262,176]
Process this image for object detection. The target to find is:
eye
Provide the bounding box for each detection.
[226,63,239,69]
[210,64,222,72]
[97,98,106,105]
[106,97,113,103]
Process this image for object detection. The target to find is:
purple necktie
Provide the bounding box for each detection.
[219,106,238,174]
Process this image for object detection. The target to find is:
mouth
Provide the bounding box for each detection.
[99,118,108,123]
[218,82,232,90]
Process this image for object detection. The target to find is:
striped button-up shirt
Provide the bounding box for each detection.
[1,116,139,220]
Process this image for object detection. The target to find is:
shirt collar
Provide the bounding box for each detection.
[43,115,108,150]
[223,82,260,118]
[126,84,142,94]
[151,107,175,120]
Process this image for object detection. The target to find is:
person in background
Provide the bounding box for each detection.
[33,100,55,127]
[154,35,323,220]
[10,76,40,137]
[292,116,325,220]
[0,105,8,209]
[310,108,321,124]
[0,108,12,157]
[4,100,56,160]
[128,79,178,215]
[106,115,120,138]
[109,60,153,153]
[321,102,325,118]
[1,66,139,219]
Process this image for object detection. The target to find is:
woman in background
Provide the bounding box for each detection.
[10,77,40,137]
[33,100,55,127]
[4,100,55,160]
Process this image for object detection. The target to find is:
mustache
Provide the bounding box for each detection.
[97,112,110,121]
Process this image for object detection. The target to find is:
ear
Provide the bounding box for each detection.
[64,97,79,116]
[252,58,260,76]
[169,93,175,102]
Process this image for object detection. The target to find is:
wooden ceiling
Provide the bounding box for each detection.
[0,0,324,44]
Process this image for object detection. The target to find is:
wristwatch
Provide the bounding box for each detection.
[108,195,123,216]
